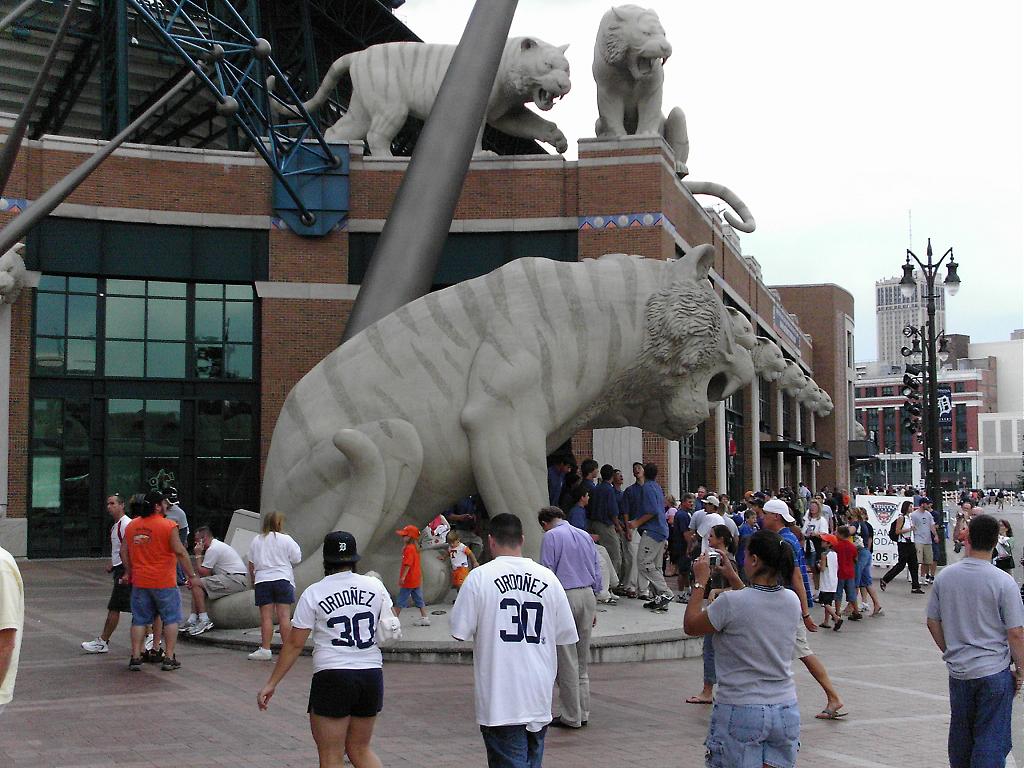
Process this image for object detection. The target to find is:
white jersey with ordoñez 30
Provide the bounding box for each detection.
[292,571,395,673]
[450,556,578,731]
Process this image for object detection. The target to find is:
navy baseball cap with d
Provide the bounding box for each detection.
[323,531,360,564]
[143,488,166,506]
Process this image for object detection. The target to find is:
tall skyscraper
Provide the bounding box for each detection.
[875,274,946,365]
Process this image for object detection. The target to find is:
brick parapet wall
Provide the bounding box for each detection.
[269,228,348,284]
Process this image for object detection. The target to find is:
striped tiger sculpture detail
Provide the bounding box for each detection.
[209,245,761,628]
[271,37,571,157]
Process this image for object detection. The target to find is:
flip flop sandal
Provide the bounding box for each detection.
[685,696,713,705]
[815,708,849,720]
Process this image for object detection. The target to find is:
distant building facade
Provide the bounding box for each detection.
[875,274,946,367]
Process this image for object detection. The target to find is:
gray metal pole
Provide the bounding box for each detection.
[341,0,519,342]
[0,72,197,256]
[0,0,80,193]
[0,0,37,34]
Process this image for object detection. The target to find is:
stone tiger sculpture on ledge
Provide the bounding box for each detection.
[270,36,572,157]
[210,245,772,628]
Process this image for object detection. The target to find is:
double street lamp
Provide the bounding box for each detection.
[898,238,961,565]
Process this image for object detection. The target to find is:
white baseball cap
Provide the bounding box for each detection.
[763,498,795,523]
[704,495,720,508]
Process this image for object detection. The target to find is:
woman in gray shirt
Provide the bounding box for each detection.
[684,530,803,768]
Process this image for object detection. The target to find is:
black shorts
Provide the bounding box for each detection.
[308,668,384,719]
[108,565,132,613]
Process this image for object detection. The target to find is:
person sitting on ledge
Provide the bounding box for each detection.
[180,525,248,636]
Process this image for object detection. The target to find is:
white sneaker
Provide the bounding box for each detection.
[247,647,273,661]
[178,618,196,633]
[412,617,431,627]
[144,633,154,651]
[81,637,109,654]
[188,618,214,636]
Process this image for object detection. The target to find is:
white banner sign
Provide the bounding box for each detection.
[856,495,907,567]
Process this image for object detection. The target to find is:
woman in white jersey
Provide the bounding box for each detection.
[257,531,401,768]
[246,511,302,660]
[684,530,803,768]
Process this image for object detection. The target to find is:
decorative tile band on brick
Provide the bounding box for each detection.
[578,212,678,238]
[0,198,28,214]
[272,216,348,232]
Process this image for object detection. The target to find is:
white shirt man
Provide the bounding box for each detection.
[451,513,578,765]
[0,544,24,715]
[695,496,738,553]
[81,494,133,654]
[182,526,248,635]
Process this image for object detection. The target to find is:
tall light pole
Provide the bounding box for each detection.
[899,238,961,564]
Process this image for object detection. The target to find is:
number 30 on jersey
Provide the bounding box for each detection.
[499,598,544,643]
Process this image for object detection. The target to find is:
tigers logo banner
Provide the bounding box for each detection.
[855,495,902,566]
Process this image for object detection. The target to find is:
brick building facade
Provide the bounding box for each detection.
[0,119,852,557]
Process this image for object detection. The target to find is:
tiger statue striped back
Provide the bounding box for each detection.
[271,37,571,156]
[210,245,765,628]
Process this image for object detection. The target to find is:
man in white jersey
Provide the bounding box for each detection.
[82,494,133,653]
[258,531,401,768]
[451,513,578,768]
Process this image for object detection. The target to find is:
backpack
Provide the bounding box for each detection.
[888,516,901,542]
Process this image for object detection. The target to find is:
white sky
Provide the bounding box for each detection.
[396,0,1024,361]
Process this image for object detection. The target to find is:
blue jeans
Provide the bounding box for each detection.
[480,725,546,768]
[705,701,800,768]
[948,669,1014,768]
[703,634,716,684]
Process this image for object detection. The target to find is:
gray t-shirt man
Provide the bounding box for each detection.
[910,509,935,545]
[705,586,802,705]
[926,559,1024,679]
[165,503,189,544]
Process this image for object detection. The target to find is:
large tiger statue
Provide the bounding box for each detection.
[0,243,26,305]
[593,5,757,233]
[271,37,571,156]
[209,245,770,628]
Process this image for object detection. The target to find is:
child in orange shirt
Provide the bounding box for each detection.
[446,530,479,597]
[393,525,430,626]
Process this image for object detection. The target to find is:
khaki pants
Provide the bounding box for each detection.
[624,533,650,594]
[590,521,622,577]
[556,588,597,727]
[595,544,619,600]
[638,533,670,598]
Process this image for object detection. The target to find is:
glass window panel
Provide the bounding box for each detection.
[66,339,96,375]
[64,398,90,452]
[222,400,253,440]
[195,345,223,378]
[196,284,223,299]
[68,277,97,293]
[107,399,145,443]
[225,284,253,300]
[36,293,66,336]
[106,456,142,500]
[37,274,66,292]
[34,337,65,373]
[32,399,63,449]
[32,455,62,508]
[194,301,223,342]
[197,400,222,448]
[105,297,145,339]
[106,279,145,295]
[146,342,186,378]
[224,344,252,379]
[225,301,253,342]
[147,281,186,297]
[62,456,91,514]
[105,340,144,377]
[67,294,97,337]
[145,400,181,453]
[147,299,186,340]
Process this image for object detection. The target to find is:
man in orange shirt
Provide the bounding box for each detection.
[392,525,430,626]
[121,490,197,671]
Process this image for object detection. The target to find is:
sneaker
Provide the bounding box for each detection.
[81,638,109,654]
[144,648,165,664]
[248,647,273,661]
[144,633,154,651]
[161,655,181,671]
[188,618,215,636]
[911,588,925,594]
[412,617,431,627]
[644,594,671,611]
[674,594,689,604]
[128,656,143,671]
[178,618,196,633]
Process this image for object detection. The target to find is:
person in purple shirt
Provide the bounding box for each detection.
[566,485,590,530]
[539,506,601,730]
